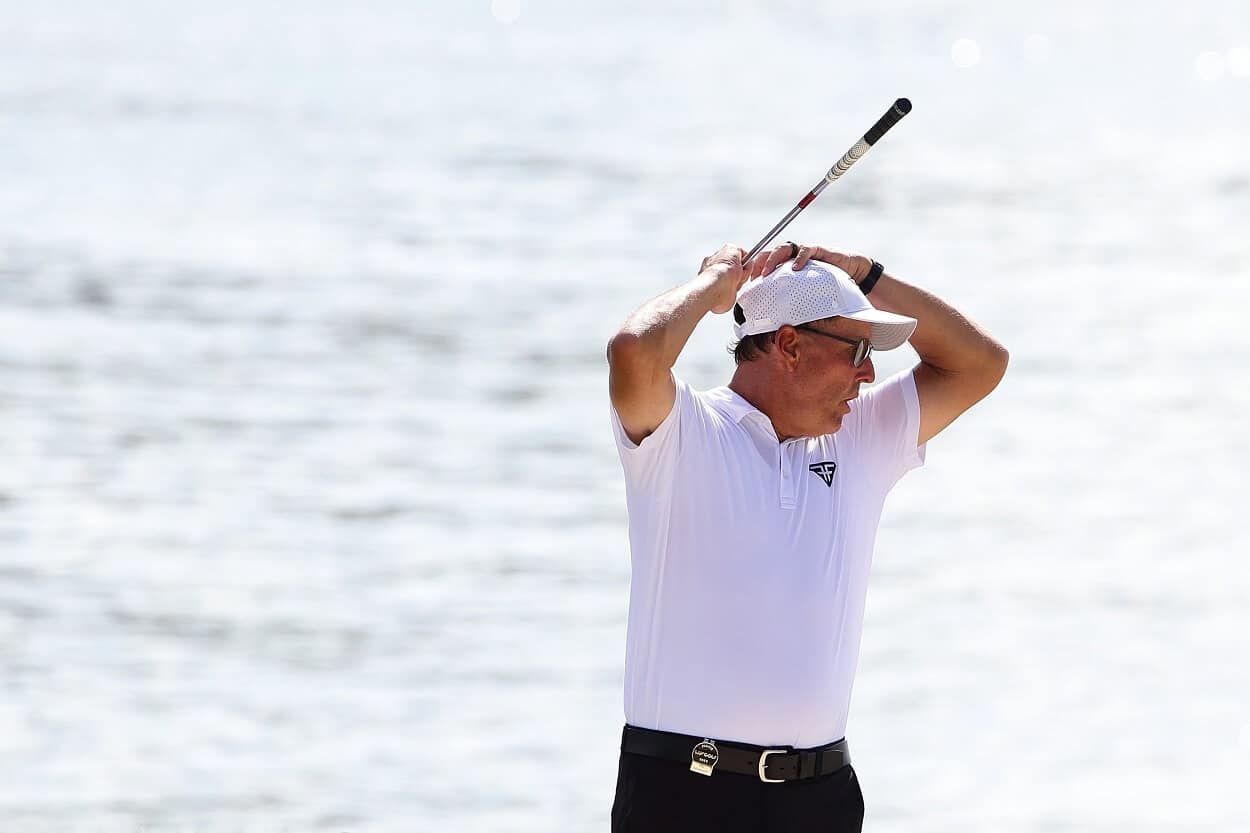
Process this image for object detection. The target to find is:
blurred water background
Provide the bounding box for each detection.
[2,1,1248,831]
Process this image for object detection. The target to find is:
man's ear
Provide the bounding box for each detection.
[773,327,802,370]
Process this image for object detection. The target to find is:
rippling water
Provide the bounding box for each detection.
[2,1,1249,831]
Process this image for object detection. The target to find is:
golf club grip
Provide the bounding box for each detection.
[815,99,911,191]
[863,98,912,146]
[744,98,912,265]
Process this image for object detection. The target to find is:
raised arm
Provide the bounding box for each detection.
[607,245,749,445]
[782,245,1009,445]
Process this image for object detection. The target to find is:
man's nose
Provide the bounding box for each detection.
[857,357,876,385]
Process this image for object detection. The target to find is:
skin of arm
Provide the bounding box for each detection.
[607,245,749,445]
[780,246,1009,444]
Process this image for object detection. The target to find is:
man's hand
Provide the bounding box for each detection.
[748,243,872,284]
[697,244,750,314]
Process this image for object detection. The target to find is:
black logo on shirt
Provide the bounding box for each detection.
[808,461,837,487]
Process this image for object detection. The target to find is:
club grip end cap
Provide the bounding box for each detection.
[864,98,913,145]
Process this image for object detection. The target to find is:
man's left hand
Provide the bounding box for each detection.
[747,243,872,284]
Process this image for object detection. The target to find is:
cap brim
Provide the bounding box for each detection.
[840,308,917,351]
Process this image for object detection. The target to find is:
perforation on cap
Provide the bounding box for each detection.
[733,259,918,346]
[741,277,781,331]
[737,263,846,334]
[786,268,841,323]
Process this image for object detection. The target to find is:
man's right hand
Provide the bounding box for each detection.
[698,244,751,314]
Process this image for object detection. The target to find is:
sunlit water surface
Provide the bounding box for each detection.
[2,1,1248,831]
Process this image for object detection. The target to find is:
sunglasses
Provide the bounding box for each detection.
[794,325,873,367]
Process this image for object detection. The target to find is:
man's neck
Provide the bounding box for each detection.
[727,372,798,442]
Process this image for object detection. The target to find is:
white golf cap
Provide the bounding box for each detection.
[733,260,917,350]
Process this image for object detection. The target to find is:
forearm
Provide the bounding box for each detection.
[866,271,1008,377]
[608,271,721,372]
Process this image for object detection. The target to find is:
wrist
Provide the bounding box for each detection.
[814,249,872,283]
[859,259,885,295]
[692,268,735,314]
[851,255,874,283]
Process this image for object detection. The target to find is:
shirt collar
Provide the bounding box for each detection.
[705,385,816,446]
[705,385,770,425]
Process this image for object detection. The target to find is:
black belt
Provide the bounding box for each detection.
[621,724,851,783]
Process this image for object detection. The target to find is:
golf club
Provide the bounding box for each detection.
[744,97,913,267]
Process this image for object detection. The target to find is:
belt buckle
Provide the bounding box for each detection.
[758,748,789,783]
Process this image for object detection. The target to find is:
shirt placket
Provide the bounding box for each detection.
[779,439,801,509]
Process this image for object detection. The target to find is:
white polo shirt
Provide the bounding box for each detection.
[610,367,925,748]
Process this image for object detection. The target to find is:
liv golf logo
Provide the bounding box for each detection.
[808,461,837,487]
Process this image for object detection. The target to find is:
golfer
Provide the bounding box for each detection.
[605,241,1008,832]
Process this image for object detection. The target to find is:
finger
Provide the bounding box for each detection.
[750,249,772,279]
[749,249,774,279]
[756,248,780,278]
[793,245,811,270]
[745,254,762,279]
[763,246,789,276]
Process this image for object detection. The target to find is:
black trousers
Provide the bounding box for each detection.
[610,736,864,833]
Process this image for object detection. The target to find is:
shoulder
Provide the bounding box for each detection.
[843,368,920,436]
[610,372,725,457]
[836,367,926,486]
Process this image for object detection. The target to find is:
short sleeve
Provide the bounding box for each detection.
[609,371,698,480]
[839,366,926,491]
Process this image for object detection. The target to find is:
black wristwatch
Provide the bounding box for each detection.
[860,260,884,295]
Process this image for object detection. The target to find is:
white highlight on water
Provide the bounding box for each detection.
[1227,46,1250,77]
[951,38,982,68]
[1194,50,1225,81]
[1022,33,1052,63]
[492,0,522,24]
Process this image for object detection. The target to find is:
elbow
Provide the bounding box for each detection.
[926,339,1009,388]
[992,341,1009,374]
[982,341,1009,392]
[606,331,642,368]
[951,340,1008,397]
[607,331,657,380]
[608,330,667,395]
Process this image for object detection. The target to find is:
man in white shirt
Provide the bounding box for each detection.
[606,241,1008,833]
